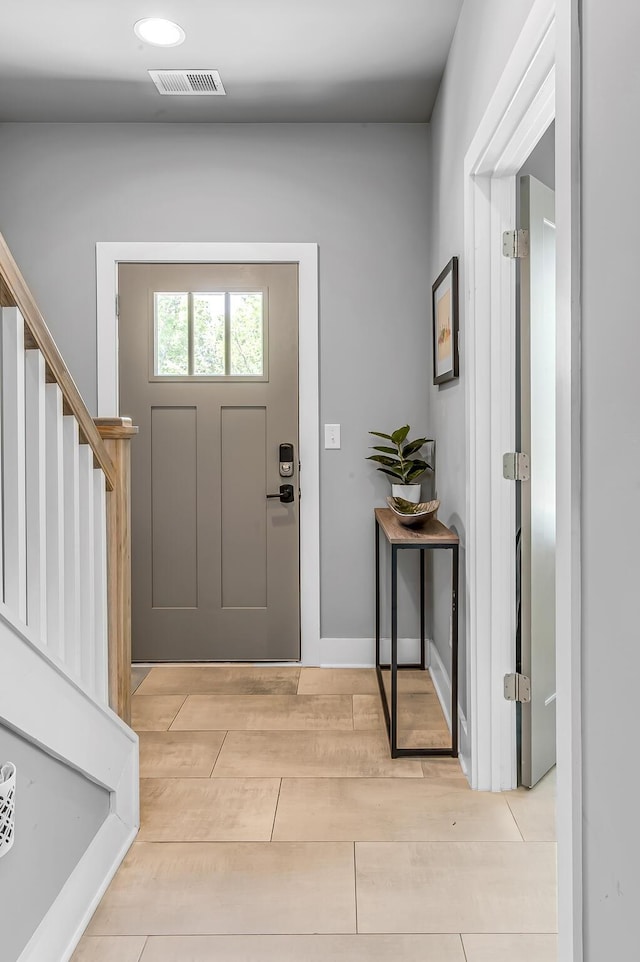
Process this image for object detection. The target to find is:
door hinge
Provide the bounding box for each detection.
[115,293,120,317]
[502,229,529,259]
[503,452,530,481]
[504,673,531,703]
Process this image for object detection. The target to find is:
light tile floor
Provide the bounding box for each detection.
[75,666,557,961]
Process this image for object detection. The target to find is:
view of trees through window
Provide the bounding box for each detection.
[193,293,225,375]
[155,291,264,377]
[229,293,263,376]
[155,293,189,376]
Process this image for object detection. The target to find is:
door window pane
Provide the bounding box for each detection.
[194,293,225,376]
[154,290,265,378]
[230,292,264,376]
[155,293,189,375]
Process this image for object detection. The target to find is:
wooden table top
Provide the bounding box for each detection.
[375,507,459,546]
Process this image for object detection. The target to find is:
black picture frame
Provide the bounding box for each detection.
[432,256,459,385]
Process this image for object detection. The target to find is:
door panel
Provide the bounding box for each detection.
[519,175,557,787]
[220,406,268,608]
[119,263,300,662]
[151,406,198,609]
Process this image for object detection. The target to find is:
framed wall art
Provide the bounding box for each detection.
[432,256,459,385]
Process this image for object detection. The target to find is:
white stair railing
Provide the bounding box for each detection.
[62,412,82,682]
[25,348,48,639]
[44,380,66,661]
[0,231,137,722]
[1,305,110,703]
[93,466,109,702]
[1,308,27,624]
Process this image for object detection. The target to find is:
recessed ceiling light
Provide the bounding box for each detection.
[134,18,186,47]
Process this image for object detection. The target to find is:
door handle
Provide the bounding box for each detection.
[267,483,294,504]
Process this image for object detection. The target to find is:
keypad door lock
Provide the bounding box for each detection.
[279,442,294,478]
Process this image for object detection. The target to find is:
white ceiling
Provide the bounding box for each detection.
[0,0,463,123]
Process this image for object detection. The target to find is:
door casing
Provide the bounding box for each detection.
[463,0,582,959]
[96,242,319,665]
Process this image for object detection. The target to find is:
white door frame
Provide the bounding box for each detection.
[95,242,320,665]
[464,0,581,958]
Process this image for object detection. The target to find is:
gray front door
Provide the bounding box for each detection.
[118,262,300,662]
[519,176,557,786]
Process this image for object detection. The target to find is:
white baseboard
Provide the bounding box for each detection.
[428,640,453,730]
[19,814,137,962]
[428,640,471,781]
[307,637,426,667]
[457,709,471,780]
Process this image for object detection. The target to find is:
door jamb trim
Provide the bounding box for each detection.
[463,0,582,958]
[95,241,320,665]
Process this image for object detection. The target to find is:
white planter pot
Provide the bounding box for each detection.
[391,483,421,503]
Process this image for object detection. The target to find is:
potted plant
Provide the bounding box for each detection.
[366,425,433,503]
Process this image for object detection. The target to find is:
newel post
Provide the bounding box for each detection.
[95,417,139,725]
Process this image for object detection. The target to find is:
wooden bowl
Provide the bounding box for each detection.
[386,496,440,526]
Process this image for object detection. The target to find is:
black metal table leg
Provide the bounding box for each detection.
[375,518,380,668]
[391,544,398,757]
[375,518,391,735]
[451,542,459,757]
[420,548,426,670]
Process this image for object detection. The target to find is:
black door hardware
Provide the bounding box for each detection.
[266,483,294,504]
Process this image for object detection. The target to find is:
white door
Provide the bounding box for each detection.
[519,175,557,787]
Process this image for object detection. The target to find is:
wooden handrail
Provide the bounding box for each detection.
[0,232,116,490]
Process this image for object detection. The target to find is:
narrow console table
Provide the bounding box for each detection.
[375,507,459,758]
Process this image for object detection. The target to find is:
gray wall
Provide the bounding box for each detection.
[427,0,536,716]
[0,122,431,644]
[0,727,109,960]
[581,1,640,955]
[518,120,555,189]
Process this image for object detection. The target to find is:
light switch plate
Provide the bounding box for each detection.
[324,424,341,449]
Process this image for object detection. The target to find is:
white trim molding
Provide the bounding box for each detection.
[311,637,424,668]
[464,0,582,958]
[554,2,583,960]
[464,0,555,795]
[0,604,138,962]
[96,241,320,665]
[21,814,136,962]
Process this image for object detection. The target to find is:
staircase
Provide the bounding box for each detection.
[0,233,138,961]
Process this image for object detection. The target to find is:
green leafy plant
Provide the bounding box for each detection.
[366,425,433,484]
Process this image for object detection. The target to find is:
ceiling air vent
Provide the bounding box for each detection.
[148,70,226,96]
